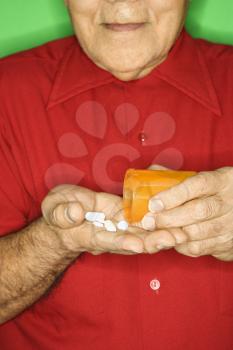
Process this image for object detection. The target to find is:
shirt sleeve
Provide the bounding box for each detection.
[0,117,32,237]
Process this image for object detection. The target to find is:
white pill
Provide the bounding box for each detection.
[93,221,104,228]
[95,216,105,224]
[117,220,129,231]
[104,220,117,232]
[85,212,106,223]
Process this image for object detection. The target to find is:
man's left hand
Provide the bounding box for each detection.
[141,167,233,261]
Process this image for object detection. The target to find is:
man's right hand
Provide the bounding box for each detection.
[41,185,146,256]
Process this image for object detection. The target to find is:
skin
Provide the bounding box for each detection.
[64,0,189,81]
[42,185,146,255]
[0,187,146,324]
[61,0,233,260]
[61,0,233,261]
[142,166,233,261]
[44,166,233,262]
[1,0,231,326]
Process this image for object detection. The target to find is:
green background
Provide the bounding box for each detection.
[0,0,233,58]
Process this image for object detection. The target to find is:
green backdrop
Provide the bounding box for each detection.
[0,0,233,58]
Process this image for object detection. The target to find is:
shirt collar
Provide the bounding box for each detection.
[47,29,222,117]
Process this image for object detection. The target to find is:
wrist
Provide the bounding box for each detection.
[40,217,83,258]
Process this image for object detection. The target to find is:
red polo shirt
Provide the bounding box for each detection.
[0,29,233,350]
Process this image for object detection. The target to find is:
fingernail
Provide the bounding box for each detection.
[157,245,172,251]
[149,199,164,213]
[157,242,174,250]
[156,245,165,250]
[67,204,79,222]
[123,242,143,253]
[142,215,156,231]
[64,207,76,224]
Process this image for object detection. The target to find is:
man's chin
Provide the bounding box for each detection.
[96,57,151,81]
[104,61,157,81]
[110,70,143,82]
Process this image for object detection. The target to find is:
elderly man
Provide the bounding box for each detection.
[0,0,232,349]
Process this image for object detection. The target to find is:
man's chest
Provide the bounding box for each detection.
[12,83,233,204]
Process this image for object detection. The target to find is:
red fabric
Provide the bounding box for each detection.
[0,29,233,349]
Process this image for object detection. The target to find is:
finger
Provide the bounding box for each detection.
[42,185,95,219]
[95,192,122,218]
[50,202,85,229]
[151,195,225,229]
[168,227,188,244]
[91,249,138,256]
[113,208,127,222]
[175,232,233,257]
[113,210,149,241]
[148,171,220,212]
[144,230,176,254]
[212,251,233,262]
[137,221,189,244]
[49,185,95,209]
[182,215,228,241]
[94,230,144,253]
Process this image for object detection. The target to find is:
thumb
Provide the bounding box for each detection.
[47,201,85,229]
[146,164,171,214]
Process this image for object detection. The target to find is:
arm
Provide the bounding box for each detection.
[0,217,79,325]
[0,185,145,325]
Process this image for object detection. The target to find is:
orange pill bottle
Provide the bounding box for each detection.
[123,168,196,223]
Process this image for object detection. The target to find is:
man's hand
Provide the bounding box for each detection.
[42,185,146,256]
[141,166,233,261]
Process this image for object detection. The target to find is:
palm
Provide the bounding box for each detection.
[94,192,124,221]
[43,184,144,255]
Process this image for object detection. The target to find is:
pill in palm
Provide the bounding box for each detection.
[85,212,106,223]
[117,220,129,231]
[93,221,104,228]
[85,211,126,233]
[104,220,117,232]
[95,216,105,224]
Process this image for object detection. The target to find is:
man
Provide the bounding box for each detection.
[0,0,232,349]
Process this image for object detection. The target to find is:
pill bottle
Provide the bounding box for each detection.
[123,168,196,223]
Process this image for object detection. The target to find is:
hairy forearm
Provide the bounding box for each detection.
[0,218,79,324]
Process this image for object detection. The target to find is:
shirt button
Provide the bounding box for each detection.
[150,279,160,291]
[138,132,147,144]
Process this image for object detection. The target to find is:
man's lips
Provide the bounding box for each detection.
[104,23,145,32]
